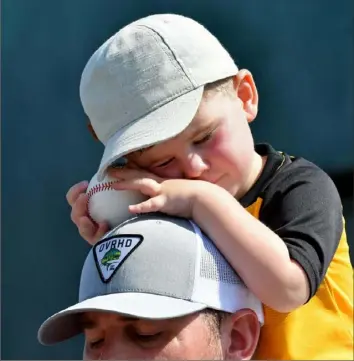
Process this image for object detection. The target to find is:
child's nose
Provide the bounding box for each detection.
[182,152,209,179]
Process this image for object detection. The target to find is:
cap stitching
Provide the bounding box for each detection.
[188,221,203,297]
[137,24,195,88]
[102,82,199,144]
[92,26,200,143]
[109,287,189,299]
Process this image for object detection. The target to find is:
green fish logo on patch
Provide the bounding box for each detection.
[101,248,121,270]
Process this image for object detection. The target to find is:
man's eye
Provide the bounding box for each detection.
[135,332,162,342]
[89,338,104,349]
[194,131,213,145]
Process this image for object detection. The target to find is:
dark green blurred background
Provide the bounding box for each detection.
[2,0,353,359]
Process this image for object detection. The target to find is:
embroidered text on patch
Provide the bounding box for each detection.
[93,235,143,282]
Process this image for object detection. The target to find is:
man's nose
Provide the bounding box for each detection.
[94,340,146,360]
[182,151,209,179]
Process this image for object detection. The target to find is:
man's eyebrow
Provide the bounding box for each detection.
[79,315,140,329]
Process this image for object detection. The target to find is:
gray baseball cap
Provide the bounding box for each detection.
[38,214,263,345]
[80,14,239,182]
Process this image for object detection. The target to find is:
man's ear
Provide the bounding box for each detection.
[232,70,259,123]
[221,309,260,360]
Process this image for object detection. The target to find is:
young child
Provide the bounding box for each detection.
[67,14,353,360]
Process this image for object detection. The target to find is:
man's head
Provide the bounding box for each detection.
[81,14,260,198]
[79,308,259,360]
[38,214,263,360]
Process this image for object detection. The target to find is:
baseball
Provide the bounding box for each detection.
[86,172,148,228]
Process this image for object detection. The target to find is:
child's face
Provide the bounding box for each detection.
[126,71,261,198]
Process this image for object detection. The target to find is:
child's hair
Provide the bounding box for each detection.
[204,76,235,98]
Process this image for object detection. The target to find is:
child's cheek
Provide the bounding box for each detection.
[206,128,233,159]
[148,166,181,179]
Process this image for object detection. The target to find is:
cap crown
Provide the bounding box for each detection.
[79,14,238,145]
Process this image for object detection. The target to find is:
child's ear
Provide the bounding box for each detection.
[232,70,259,123]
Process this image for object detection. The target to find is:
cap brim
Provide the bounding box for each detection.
[96,86,204,181]
[38,292,207,345]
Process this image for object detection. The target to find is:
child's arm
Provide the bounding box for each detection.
[108,165,343,313]
[192,166,343,313]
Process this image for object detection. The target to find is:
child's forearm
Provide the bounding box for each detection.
[192,183,310,312]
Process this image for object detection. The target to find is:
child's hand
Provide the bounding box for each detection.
[109,168,209,218]
[66,180,110,245]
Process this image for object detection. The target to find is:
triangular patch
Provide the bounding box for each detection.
[93,234,143,283]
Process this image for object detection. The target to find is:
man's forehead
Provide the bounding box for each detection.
[79,311,198,328]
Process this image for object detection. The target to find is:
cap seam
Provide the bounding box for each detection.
[137,24,196,88]
[110,287,193,302]
[189,221,203,298]
[104,85,201,142]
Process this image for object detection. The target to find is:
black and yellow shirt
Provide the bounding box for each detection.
[240,144,353,360]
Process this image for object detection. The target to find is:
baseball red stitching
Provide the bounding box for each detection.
[87,182,115,202]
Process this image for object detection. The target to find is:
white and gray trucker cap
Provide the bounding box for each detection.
[38,214,263,345]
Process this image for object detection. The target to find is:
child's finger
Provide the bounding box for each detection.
[109,168,163,183]
[71,193,89,225]
[66,181,89,206]
[79,216,98,245]
[129,195,165,214]
[112,178,160,196]
[95,222,110,240]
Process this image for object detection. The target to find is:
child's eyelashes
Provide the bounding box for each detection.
[155,158,174,168]
[152,130,215,169]
[193,131,214,145]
